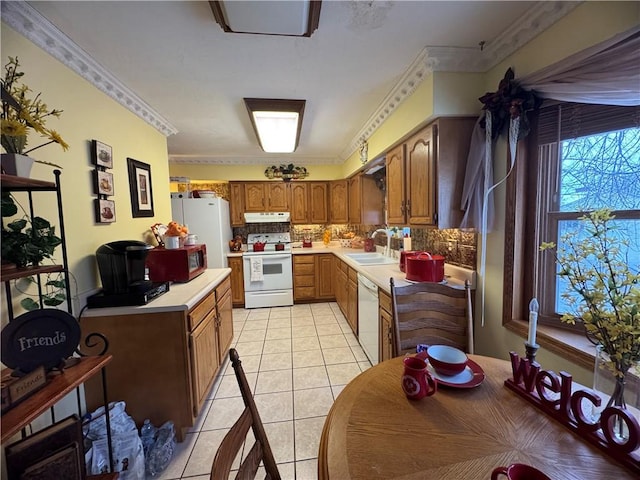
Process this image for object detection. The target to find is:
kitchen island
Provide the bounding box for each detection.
[81,268,232,441]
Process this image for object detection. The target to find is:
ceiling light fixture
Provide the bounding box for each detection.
[244,98,306,153]
[209,1,322,37]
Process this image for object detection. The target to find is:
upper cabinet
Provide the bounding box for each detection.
[349,174,384,225]
[229,182,245,226]
[290,182,329,224]
[244,182,289,212]
[329,180,349,224]
[386,117,476,228]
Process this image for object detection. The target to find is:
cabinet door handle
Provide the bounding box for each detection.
[406,199,411,215]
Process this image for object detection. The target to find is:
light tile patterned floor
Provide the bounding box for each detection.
[152,302,371,480]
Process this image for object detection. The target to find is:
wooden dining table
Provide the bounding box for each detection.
[318,354,637,479]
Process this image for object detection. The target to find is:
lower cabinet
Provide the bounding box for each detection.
[335,259,348,315]
[347,267,358,335]
[334,258,358,335]
[228,256,245,306]
[82,275,233,442]
[293,253,335,302]
[378,289,394,362]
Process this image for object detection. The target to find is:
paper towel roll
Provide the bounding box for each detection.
[403,237,412,251]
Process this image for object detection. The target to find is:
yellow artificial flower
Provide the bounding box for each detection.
[1,118,28,137]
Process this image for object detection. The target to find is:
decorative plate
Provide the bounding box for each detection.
[1,309,81,372]
[427,358,486,388]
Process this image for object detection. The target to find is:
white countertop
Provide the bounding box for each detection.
[82,268,231,317]
[227,243,476,294]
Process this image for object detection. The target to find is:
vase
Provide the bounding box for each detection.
[592,345,640,441]
[1,153,35,178]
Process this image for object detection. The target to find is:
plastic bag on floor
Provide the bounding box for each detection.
[145,420,177,476]
[83,401,144,480]
[90,430,145,480]
[83,401,137,441]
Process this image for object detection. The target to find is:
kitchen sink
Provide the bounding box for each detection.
[345,253,398,265]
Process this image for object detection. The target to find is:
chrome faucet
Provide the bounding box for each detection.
[371,228,393,257]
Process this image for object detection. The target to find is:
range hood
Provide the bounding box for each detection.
[244,212,291,223]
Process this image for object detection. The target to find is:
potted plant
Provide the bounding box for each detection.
[1,56,69,176]
[540,209,640,437]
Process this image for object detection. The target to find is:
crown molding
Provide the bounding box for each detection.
[169,155,342,166]
[2,0,579,164]
[1,0,178,137]
[341,1,580,161]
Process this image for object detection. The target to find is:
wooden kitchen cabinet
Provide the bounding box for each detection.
[293,254,316,301]
[316,254,334,298]
[386,117,476,228]
[346,267,358,335]
[293,253,335,302]
[229,182,245,226]
[244,182,289,212]
[329,180,349,223]
[378,289,394,362]
[309,182,329,223]
[348,173,383,225]
[82,273,233,442]
[290,182,329,224]
[290,183,308,224]
[386,143,407,225]
[335,258,348,316]
[228,256,245,306]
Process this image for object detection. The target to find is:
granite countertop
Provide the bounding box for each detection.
[227,243,476,294]
[82,268,231,317]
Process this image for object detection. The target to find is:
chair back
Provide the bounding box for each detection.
[211,348,281,480]
[390,278,473,357]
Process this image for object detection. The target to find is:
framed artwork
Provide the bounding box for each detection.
[95,199,116,223]
[91,140,113,169]
[94,170,114,196]
[127,158,155,217]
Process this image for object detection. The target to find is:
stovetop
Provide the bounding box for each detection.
[245,232,292,255]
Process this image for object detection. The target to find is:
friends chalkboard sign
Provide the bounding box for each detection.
[1,309,80,373]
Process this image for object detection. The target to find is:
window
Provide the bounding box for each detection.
[503,103,640,341]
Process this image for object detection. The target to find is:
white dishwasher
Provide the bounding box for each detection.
[357,273,379,365]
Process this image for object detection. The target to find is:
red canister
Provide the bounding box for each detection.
[405,252,445,282]
[399,250,419,272]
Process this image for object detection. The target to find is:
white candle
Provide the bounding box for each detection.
[528,298,539,346]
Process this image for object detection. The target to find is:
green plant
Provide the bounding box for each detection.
[1,191,62,267]
[17,273,67,311]
[540,209,640,379]
[1,56,68,165]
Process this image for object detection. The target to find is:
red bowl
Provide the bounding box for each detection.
[427,345,468,376]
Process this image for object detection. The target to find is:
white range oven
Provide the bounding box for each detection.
[243,232,293,308]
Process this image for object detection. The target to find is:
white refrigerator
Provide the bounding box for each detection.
[170,195,232,269]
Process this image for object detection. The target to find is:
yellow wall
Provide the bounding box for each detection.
[1,25,171,313]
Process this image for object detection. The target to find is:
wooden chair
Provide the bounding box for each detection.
[210,348,281,480]
[390,278,473,357]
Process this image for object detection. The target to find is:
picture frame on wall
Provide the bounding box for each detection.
[127,158,154,217]
[94,170,114,196]
[91,140,113,169]
[94,199,116,223]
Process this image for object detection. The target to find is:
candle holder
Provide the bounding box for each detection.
[525,342,539,364]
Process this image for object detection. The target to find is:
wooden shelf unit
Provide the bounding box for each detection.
[1,355,112,443]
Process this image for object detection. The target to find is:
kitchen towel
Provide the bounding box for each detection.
[250,257,264,282]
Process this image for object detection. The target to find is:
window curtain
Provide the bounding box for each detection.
[460,25,640,233]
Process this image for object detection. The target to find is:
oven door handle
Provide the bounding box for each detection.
[245,254,291,261]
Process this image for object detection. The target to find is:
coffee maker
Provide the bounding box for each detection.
[87,240,169,308]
